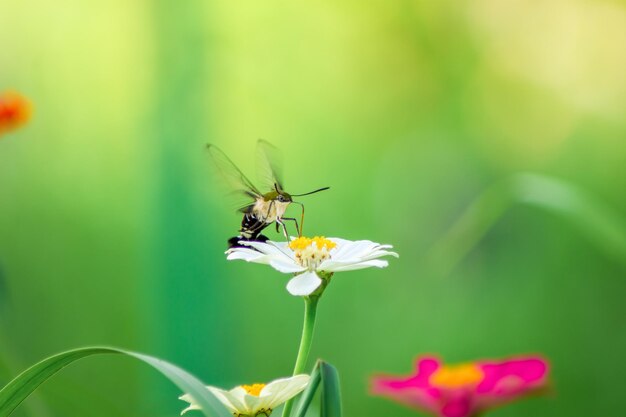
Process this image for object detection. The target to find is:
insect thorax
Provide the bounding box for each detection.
[251,198,290,223]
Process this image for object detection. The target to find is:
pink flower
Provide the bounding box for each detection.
[371,355,549,417]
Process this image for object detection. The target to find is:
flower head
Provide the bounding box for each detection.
[226,236,398,296]
[0,91,32,137]
[371,355,549,417]
[180,374,310,417]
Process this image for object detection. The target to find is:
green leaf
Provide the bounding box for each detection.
[0,346,231,417]
[292,364,321,417]
[292,361,342,417]
[319,362,342,417]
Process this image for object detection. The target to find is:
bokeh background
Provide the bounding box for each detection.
[1,1,625,416]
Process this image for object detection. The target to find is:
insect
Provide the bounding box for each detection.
[207,140,330,247]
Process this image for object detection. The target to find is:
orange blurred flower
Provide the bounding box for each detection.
[0,91,32,137]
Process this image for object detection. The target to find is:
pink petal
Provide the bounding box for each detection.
[475,356,549,409]
[370,357,442,415]
[440,394,473,417]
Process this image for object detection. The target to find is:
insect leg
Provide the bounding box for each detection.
[280,217,300,237]
[290,201,305,237]
[276,218,290,240]
[263,200,274,223]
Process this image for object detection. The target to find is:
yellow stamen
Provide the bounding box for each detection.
[288,236,336,270]
[289,236,336,251]
[429,363,484,388]
[241,383,266,396]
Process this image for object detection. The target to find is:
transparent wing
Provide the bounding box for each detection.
[256,139,285,192]
[206,144,262,211]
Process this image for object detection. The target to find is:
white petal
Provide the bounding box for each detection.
[226,243,295,270]
[286,271,323,296]
[179,393,201,415]
[261,374,310,409]
[327,238,398,267]
[226,248,267,262]
[269,240,292,252]
[180,404,199,415]
[208,386,246,414]
[240,393,264,414]
[331,240,378,261]
[358,249,399,261]
[323,259,389,272]
[180,386,244,415]
[328,240,363,259]
[241,241,294,260]
[269,259,306,273]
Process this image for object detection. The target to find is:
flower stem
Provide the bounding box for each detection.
[281,296,319,417]
[292,296,319,374]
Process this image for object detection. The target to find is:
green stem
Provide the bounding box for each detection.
[281,296,319,417]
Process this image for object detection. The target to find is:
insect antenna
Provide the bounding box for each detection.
[291,186,330,197]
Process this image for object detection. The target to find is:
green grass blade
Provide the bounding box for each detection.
[0,346,231,417]
[292,363,321,417]
[429,172,626,275]
[319,362,342,417]
[292,361,342,417]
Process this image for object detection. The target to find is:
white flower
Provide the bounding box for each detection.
[180,374,310,417]
[226,236,398,296]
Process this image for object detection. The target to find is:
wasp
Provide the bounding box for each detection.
[207,140,329,247]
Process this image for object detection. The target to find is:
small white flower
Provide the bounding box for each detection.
[226,236,398,296]
[180,374,310,417]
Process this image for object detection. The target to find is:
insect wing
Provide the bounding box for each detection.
[256,139,285,192]
[206,144,262,210]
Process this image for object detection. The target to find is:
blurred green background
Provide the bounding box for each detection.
[1,0,625,416]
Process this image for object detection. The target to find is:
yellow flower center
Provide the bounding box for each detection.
[289,236,336,270]
[429,363,484,388]
[241,383,266,396]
